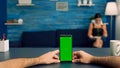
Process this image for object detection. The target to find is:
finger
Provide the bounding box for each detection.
[52,50,59,54]
[73,55,77,59]
[73,52,80,57]
[73,50,85,56]
[53,55,59,59]
[52,59,60,64]
[73,52,77,56]
[72,59,80,63]
[73,51,81,55]
[73,51,78,55]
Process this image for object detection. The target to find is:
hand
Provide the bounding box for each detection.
[72,50,94,64]
[37,50,60,64]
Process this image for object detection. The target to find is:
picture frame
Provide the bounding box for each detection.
[56,2,68,11]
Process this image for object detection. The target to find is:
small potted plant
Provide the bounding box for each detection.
[7,20,14,23]
[13,19,18,23]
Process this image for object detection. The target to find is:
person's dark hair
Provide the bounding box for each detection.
[94,13,102,19]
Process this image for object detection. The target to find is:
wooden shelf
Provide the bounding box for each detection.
[78,4,95,7]
[5,23,23,25]
[16,4,35,6]
[104,23,109,25]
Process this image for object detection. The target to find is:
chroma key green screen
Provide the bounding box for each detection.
[60,35,72,62]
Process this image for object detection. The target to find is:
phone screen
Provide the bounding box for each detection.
[60,35,72,62]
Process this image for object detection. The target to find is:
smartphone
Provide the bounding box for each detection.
[60,35,72,62]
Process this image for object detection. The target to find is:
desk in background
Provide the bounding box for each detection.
[0,48,111,68]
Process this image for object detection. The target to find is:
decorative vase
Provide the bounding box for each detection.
[18,18,23,24]
[83,0,87,5]
[89,0,93,5]
[78,0,81,6]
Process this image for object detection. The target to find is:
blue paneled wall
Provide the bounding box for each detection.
[7,0,111,47]
[0,0,7,39]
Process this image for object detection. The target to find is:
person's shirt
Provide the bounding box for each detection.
[92,23,103,37]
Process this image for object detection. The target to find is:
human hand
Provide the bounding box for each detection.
[72,50,94,64]
[37,50,60,64]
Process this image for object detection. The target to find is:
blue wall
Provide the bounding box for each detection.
[7,0,109,47]
[0,0,7,39]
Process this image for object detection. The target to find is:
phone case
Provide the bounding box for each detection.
[60,35,72,62]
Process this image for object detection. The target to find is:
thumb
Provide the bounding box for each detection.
[52,59,60,63]
[72,59,80,63]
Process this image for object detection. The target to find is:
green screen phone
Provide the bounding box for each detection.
[60,35,72,62]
